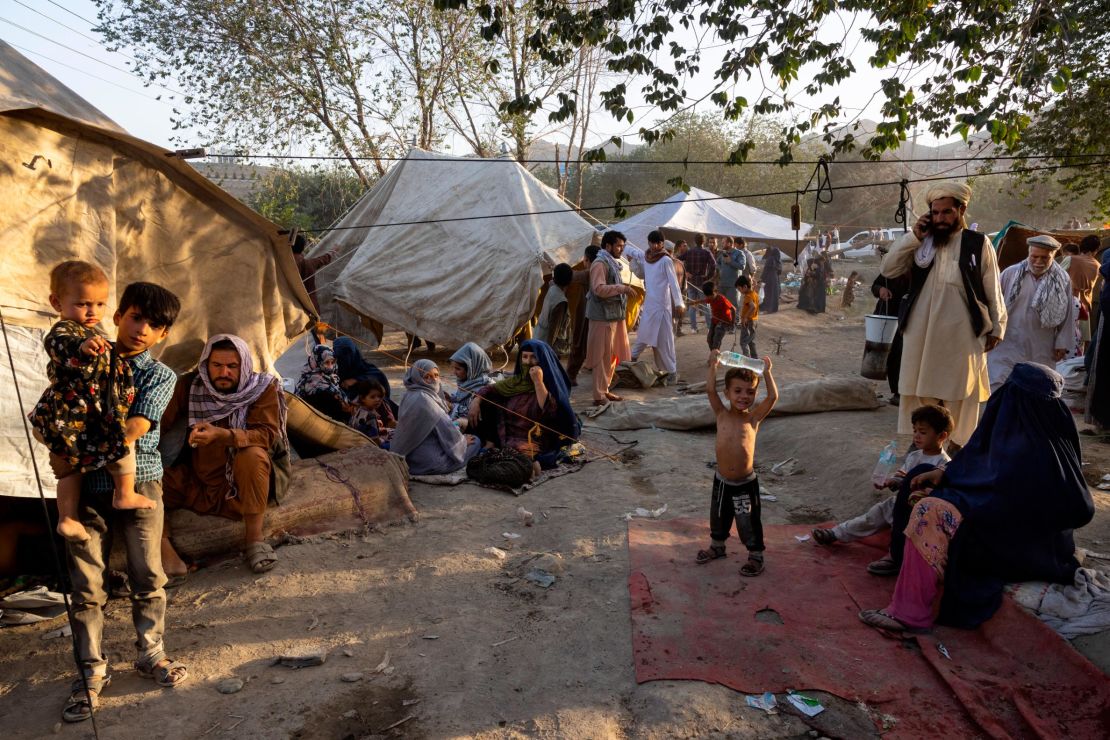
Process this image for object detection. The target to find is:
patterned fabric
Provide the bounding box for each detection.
[349,402,395,441]
[187,333,287,497]
[682,245,716,282]
[29,320,134,473]
[1005,260,1073,329]
[85,351,176,493]
[295,344,344,398]
[188,334,279,431]
[906,496,964,574]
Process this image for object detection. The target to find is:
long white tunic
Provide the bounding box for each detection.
[988,264,1077,390]
[631,255,685,372]
[881,230,1007,444]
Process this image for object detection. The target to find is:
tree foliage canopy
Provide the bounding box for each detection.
[438,0,1107,169]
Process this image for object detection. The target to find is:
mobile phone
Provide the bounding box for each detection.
[922,213,933,233]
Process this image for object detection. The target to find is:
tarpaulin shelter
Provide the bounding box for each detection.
[612,187,812,256]
[0,41,316,498]
[993,220,1110,271]
[312,149,599,349]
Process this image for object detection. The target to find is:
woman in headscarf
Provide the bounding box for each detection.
[333,337,396,414]
[797,257,827,314]
[391,359,481,475]
[468,340,579,470]
[446,342,493,424]
[294,343,349,422]
[860,363,1094,632]
[760,247,783,313]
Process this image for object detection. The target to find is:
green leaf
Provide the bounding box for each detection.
[1050,75,1067,93]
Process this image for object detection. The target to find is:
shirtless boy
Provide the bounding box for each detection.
[695,350,778,576]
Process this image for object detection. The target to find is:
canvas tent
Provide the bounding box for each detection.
[613,187,811,256]
[0,41,316,498]
[312,149,598,349]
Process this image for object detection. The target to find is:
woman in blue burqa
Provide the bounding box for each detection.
[860,362,1094,632]
[468,340,580,471]
[390,359,481,475]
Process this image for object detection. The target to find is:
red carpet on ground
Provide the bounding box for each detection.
[628,518,1110,739]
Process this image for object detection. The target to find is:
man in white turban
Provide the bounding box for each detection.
[880,182,1007,448]
[988,235,1076,389]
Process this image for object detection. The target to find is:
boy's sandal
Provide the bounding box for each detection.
[244,541,278,573]
[136,658,189,688]
[812,528,838,546]
[739,555,765,577]
[695,545,727,564]
[604,392,624,402]
[62,674,110,723]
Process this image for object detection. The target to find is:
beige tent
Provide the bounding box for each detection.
[313,149,598,349]
[0,41,316,498]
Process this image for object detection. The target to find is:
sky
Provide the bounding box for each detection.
[1,0,954,154]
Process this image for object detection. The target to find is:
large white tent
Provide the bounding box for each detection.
[613,187,811,255]
[312,149,597,349]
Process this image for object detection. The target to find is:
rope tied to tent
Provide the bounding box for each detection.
[894,179,912,233]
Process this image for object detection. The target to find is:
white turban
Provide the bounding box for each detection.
[1027,235,1062,251]
[925,182,972,207]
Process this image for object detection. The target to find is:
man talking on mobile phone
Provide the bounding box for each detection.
[879,182,1007,452]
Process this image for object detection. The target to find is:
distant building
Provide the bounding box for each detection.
[189,160,275,202]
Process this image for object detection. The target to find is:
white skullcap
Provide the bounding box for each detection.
[1027,234,1062,250]
[925,182,972,206]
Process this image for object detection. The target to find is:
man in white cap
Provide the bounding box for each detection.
[988,235,1076,389]
[880,182,1007,448]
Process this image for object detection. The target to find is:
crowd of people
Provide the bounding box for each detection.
[19,177,1106,723]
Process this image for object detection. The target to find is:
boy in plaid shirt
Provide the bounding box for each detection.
[62,282,187,723]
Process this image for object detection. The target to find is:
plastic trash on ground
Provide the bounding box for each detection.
[623,503,668,521]
[786,691,824,717]
[745,692,778,713]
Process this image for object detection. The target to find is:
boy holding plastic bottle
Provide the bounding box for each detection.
[695,350,778,576]
[811,404,952,575]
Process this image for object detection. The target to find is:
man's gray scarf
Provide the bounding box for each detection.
[1007,260,1072,328]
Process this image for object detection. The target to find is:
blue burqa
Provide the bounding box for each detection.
[929,362,1094,627]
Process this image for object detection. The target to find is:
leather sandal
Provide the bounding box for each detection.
[62,674,110,723]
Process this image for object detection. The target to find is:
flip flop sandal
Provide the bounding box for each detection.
[136,658,189,688]
[812,528,838,546]
[605,392,624,402]
[244,542,278,573]
[739,556,765,577]
[62,674,110,723]
[858,609,929,636]
[695,546,727,565]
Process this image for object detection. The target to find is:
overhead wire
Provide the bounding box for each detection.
[291,159,1110,241]
[12,0,138,63]
[0,15,187,97]
[8,41,172,104]
[220,151,1110,166]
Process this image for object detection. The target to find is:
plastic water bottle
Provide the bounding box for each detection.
[718,351,765,375]
[871,440,900,486]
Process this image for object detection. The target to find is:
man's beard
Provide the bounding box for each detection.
[931,224,957,245]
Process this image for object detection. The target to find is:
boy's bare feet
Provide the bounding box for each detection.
[112,489,155,511]
[56,517,90,543]
[812,528,838,545]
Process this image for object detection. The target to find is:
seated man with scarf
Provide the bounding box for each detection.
[160,335,289,576]
[469,340,580,473]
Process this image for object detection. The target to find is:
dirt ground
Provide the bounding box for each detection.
[2,254,1108,739]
